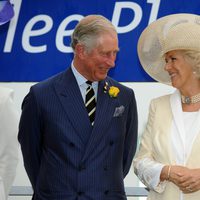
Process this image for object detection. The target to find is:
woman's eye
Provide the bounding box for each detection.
[171,57,176,61]
[165,57,177,64]
[165,59,169,63]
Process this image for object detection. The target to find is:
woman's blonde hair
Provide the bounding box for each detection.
[182,50,200,78]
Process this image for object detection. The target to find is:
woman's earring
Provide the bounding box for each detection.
[193,71,197,75]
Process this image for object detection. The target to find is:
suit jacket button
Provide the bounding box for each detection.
[103,166,108,171]
[104,190,109,195]
[109,141,114,146]
[69,142,75,147]
[78,164,86,171]
[77,191,84,196]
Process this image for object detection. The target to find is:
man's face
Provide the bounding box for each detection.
[79,32,119,81]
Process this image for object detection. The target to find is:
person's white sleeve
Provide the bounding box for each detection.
[134,157,167,193]
[133,98,168,193]
[0,176,6,200]
[0,89,19,198]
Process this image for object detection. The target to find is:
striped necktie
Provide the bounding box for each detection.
[85,81,96,125]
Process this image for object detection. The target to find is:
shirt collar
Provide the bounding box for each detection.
[71,61,86,87]
[71,61,98,88]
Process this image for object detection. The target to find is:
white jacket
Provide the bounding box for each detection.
[0,86,19,200]
[134,91,200,200]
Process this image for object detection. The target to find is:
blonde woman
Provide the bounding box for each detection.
[134,13,200,200]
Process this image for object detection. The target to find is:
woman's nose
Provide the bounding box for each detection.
[164,62,172,71]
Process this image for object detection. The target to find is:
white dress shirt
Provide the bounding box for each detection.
[71,62,98,102]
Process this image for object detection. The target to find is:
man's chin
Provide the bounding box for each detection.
[99,75,108,81]
[94,73,108,81]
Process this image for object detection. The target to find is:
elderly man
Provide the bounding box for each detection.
[19,15,138,200]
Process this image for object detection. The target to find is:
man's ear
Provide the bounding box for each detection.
[75,44,85,59]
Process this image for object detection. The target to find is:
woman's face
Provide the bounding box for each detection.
[164,50,195,91]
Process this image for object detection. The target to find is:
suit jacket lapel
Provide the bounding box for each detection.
[54,68,92,145]
[82,79,118,161]
[158,96,175,163]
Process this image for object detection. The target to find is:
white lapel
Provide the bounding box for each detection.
[170,90,185,149]
[170,90,200,164]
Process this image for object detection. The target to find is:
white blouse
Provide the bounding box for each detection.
[172,111,200,165]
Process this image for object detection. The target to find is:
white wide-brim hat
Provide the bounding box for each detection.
[137,13,200,84]
[0,1,14,26]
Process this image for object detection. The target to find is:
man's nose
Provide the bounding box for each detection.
[106,54,116,67]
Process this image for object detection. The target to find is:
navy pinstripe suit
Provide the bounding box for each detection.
[18,67,138,200]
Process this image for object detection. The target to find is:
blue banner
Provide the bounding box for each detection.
[1,0,200,82]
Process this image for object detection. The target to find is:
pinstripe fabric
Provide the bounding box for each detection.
[18,68,138,200]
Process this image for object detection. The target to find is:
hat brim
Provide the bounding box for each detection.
[137,13,200,85]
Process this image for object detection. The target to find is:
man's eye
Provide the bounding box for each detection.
[101,52,107,56]
[101,52,110,57]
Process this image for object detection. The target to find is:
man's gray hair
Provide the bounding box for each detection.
[71,15,117,52]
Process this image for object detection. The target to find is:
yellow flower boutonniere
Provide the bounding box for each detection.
[109,86,120,98]
[103,81,120,98]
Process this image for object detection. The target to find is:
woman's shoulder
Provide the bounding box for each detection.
[151,93,171,107]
